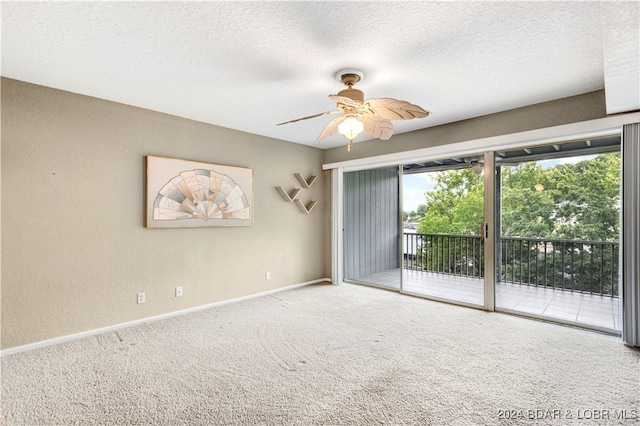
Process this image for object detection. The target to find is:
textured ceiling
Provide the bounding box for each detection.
[2,2,638,149]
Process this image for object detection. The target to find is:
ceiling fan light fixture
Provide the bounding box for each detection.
[338,116,364,142]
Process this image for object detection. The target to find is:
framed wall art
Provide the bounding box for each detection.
[146,155,253,228]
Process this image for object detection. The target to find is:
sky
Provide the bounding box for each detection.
[402,173,435,213]
[538,154,596,169]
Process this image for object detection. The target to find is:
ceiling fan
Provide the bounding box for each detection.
[277,70,430,151]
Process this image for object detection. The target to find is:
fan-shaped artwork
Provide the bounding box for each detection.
[146,156,253,228]
[154,169,250,221]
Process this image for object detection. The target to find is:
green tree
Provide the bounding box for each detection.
[404,204,427,222]
[414,169,484,275]
[418,168,484,235]
[549,153,620,241]
[501,162,555,237]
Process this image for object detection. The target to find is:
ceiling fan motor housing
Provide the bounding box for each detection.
[337,87,364,103]
[335,70,365,102]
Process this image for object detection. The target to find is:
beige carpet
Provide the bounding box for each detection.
[2,283,639,425]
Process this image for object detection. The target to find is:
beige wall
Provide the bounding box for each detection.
[1,80,611,351]
[1,78,327,349]
[323,91,607,164]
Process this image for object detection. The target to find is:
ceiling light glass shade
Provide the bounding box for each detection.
[338,117,364,140]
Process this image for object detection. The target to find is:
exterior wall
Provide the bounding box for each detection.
[343,168,399,280]
[323,91,607,164]
[1,78,327,349]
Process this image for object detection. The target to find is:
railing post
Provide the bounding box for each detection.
[552,241,556,290]
[600,243,605,296]
[561,241,565,290]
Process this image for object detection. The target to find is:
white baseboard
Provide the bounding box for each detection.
[1,278,331,357]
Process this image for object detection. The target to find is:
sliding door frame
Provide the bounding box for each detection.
[331,167,343,285]
[398,165,405,292]
[492,139,623,335]
[398,153,489,308]
[483,151,497,311]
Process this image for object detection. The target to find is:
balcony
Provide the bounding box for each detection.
[352,233,621,332]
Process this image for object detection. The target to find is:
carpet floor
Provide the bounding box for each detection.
[2,283,639,425]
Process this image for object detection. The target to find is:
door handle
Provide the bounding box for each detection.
[481,222,489,241]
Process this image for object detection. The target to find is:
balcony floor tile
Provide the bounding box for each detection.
[351,269,620,332]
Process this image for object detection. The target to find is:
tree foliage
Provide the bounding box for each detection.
[548,154,620,241]
[414,153,620,241]
[404,204,426,222]
[417,168,484,235]
[501,162,555,237]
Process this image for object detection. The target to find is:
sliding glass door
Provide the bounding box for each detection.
[342,158,487,303]
[339,132,624,334]
[494,135,622,331]
[401,157,485,306]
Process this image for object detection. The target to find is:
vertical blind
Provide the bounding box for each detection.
[622,122,640,347]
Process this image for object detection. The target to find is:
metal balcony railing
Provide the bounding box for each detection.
[403,233,619,297]
[404,233,485,277]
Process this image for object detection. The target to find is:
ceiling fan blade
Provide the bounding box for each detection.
[277,110,340,126]
[365,98,429,120]
[315,115,347,144]
[359,114,394,140]
[328,95,362,109]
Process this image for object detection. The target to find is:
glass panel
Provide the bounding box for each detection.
[343,167,400,289]
[402,158,485,306]
[495,136,621,331]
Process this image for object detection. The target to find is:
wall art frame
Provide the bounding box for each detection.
[146,155,254,228]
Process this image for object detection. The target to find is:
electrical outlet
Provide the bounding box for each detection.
[137,292,145,304]
[176,286,183,297]
[265,272,271,280]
